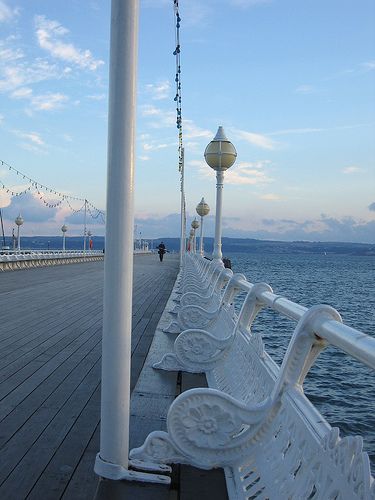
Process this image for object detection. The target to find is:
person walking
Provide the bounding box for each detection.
[158,241,166,262]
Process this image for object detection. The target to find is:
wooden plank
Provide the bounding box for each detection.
[0,255,181,499]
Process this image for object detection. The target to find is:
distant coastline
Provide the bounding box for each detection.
[3,236,374,256]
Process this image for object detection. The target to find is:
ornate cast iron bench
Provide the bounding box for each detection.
[130,255,375,499]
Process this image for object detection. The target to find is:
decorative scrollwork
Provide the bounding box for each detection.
[174,329,233,371]
[178,305,217,330]
[130,388,272,470]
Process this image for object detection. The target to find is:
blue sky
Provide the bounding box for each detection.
[0,0,374,242]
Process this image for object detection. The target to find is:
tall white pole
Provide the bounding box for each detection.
[17,225,20,251]
[199,215,204,256]
[179,148,185,267]
[63,233,66,251]
[83,199,87,253]
[96,0,139,475]
[212,171,224,260]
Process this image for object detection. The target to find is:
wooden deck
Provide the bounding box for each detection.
[0,254,179,499]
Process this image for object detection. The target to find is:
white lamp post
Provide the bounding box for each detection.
[204,126,237,260]
[196,198,210,256]
[189,228,194,253]
[61,224,68,251]
[15,214,24,252]
[191,218,199,253]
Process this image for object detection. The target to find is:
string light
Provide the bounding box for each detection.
[0,158,105,222]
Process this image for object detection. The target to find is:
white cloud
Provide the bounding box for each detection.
[140,104,162,116]
[31,92,68,111]
[188,159,274,186]
[87,93,106,101]
[145,80,171,100]
[0,44,24,62]
[342,165,362,174]
[268,123,371,136]
[13,130,45,146]
[361,61,375,71]
[0,113,4,124]
[268,127,325,136]
[183,120,212,140]
[0,1,18,22]
[143,142,169,151]
[231,0,271,6]
[233,129,277,150]
[138,155,150,161]
[0,58,61,92]
[11,87,33,99]
[295,84,315,94]
[226,161,273,185]
[259,193,280,201]
[35,15,104,71]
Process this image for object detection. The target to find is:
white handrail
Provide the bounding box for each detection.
[197,256,375,371]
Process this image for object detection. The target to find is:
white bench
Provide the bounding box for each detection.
[130,255,375,499]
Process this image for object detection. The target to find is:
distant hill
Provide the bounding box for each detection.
[159,237,375,256]
[2,236,374,256]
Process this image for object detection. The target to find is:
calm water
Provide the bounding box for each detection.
[230,252,375,467]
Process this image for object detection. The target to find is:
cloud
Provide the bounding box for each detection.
[138,155,150,161]
[221,215,375,243]
[0,113,4,124]
[139,106,211,138]
[145,80,171,100]
[35,15,104,70]
[11,129,47,153]
[361,61,375,71]
[0,57,61,92]
[342,166,362,174]
[183,120,212,140]
[30,92,68,111]
[295,84,315,94]
[233,128,277,150]
[259,193,280,201]
[0,1,19,22]
[142,105,176,129]
[187,159,274,186]
[133,212,183,238]
[10,86,33,99]
[226,161,273,185]
[143,142,169,151]
[0,44,24,62]
[2,192,58,223]
[230,0,271,6]
[268,127,325,136]
[12,130,45,146]
[369,202,375,212]
[140,104,162,117]
[130,211,375,243]
[267,123,371,137]
[87,93,106,101]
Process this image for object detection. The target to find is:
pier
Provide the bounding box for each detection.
[0,255,180,499]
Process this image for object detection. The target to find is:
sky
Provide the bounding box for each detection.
[0,0,374,243]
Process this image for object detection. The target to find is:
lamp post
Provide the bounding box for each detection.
[204,126,237,260]
[196,197,210,256]
[191,218,199,253]
[61,224,67,251]
[15,214,24,252]
[189,229,194,253]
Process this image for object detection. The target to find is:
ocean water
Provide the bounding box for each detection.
[230,252,375,468]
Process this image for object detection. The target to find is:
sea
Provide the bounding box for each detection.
[230,252,375,469]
